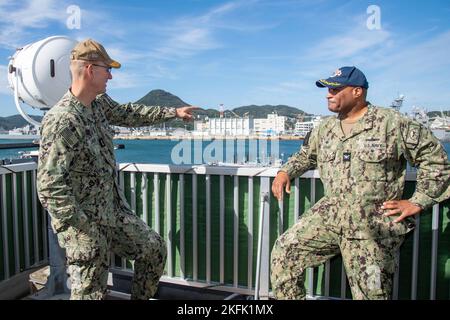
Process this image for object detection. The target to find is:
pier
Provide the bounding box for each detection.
[0,142,38,149]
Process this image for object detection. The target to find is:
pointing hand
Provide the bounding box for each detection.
[176,106,200,122]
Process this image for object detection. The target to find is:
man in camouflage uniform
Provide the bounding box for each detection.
[271,66,449,300]
[37,39,197,300]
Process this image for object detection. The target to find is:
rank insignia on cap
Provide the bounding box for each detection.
[331,69,342,77]
[316,66,369,89]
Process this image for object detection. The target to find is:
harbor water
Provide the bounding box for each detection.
[0,138,449,164]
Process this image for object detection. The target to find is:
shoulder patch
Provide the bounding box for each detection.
[404,122,421,148]
[59,126,80,148]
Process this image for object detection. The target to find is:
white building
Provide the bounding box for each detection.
[112,126,133,135]
[194,113,288,136]
[8,124,38,135]
[208,117,252,135]
[294,116,322,137]
[194,121,209,132]
[192,121,210,137]
[253,113,286,135]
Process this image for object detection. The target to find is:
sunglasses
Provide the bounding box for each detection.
[90,64,112,72]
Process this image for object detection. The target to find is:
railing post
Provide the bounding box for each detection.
[255,177,271,300]
[1,173,10,280]
[430,203,440,300]
[45,214,70,296]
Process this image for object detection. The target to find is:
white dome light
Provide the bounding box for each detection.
[7,36,78,126]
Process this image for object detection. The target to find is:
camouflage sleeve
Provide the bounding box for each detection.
[279,128,318,179]
[96,93,177,127]
[37,116,88,232]
[400,118,450,209]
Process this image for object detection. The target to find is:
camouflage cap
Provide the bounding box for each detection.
[71,39,121,68]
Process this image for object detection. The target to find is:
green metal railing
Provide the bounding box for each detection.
[115,163,450,300]
[0,162,448,299]
[0,163,48,283]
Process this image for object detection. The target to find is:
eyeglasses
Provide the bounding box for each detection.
[89,64,112,73]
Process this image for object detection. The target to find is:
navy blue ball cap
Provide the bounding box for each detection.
[316,66,369,89]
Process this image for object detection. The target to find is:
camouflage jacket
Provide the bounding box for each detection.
[280,105,449,239]
[37,91,176,232]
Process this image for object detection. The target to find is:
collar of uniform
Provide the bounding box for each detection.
[361,104,375,131]
[351,104,375,131]
[328,104,375,141]
[341,105,374,140]
[66,90,94,117]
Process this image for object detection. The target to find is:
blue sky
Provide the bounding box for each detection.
[1,0,449,117]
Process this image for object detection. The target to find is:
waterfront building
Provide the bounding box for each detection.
[208,117,253,136]
[294,116,322,137]
[253,113,286,135]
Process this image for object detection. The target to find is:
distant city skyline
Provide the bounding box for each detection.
[1,0,450,118]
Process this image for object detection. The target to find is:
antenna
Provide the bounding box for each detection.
[219,104,224,118]
[389,94,405,112]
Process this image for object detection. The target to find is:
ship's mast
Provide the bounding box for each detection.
[389,94,405,112]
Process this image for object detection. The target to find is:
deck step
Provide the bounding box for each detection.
[29,266,50,294]
[25,288,127,300]
[0,266,44,300]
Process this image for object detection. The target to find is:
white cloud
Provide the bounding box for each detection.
[149,0,271,60]
[364,31,450,111]
[105,47,149,66]
[43,1,256,69]
[0,0,14,8]
[199,1,244,23]
[0,0,66,48]
[368,31,450,73]
[297,25,450,112]
[0,1,125,49]
[48,0,276,85]
[6,0,61,27]
[153,28,220,59]
[279,81,307,90]
[108,63,178,90]
[307,30,450,113]
[70,9,132,42]
[254,80,310,99]
[307,28,390,61]
[107,71,139,90]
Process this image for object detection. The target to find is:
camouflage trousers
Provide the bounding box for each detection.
[270,210,405,300]
[57,210,167,300]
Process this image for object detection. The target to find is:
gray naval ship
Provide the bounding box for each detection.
[389,94,450,142]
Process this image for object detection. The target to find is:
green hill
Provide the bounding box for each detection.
[135,89,190,108]
[135,89,195,129]
[232,105,310,118]
[5,89,445,131]
[427,111,450,118]
[134,90,309,120]
[0,115,42,131]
